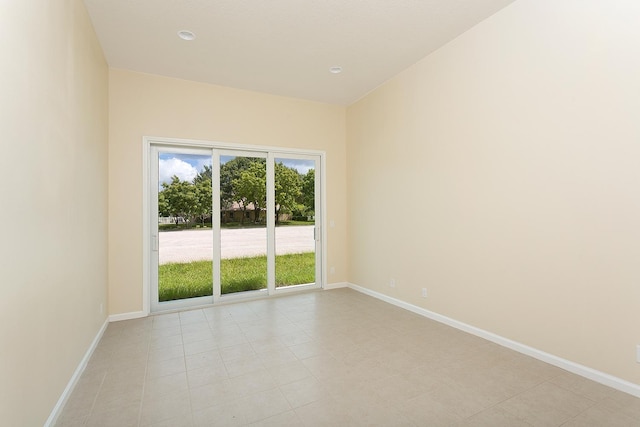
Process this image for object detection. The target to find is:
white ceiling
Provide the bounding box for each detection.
[84,0,516,105]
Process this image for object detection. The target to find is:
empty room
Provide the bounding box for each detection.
[1,0,639,425]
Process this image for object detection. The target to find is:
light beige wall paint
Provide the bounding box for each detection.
[109,69,347,314]
[0,0,109,424]
[347,0,640,385]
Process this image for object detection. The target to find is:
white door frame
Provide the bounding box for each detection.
[142,136,326,314]
[272,152,323,295]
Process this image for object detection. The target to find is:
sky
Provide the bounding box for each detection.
[159,153,315,185]
[159,153,211,184]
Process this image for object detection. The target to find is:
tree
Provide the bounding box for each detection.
[220,157,265,222]
[194,164,212,184]
[160,176,198,225]
[232,161,266,223]
[158,158,308,227]
[301,169,315,217]
[194,178,212,225]
[275,162,302,224]
[158,191,170,217]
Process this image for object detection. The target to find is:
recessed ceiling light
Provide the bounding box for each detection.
[329,66,343,74]
[177,30,196,41]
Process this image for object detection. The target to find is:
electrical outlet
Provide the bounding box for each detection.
[100,303,104,314]
[421,288,428,298]
[636,345,640,363]
[330,266,335,275]
[389,279,396,288]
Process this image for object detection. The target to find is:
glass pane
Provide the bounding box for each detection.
[275,158,316,288]
[220,155,267,294]
[157,152,213,302]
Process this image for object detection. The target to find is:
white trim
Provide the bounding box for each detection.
[45,319,109,427]
[142,139,151,315]
[144,136,326,157]
[324,282,349,290]
[108,311,148,322]
[212,151,221,299]
[320,155,327,294]
[274,282,321,295]
[266,153,276,295]
[346,282,640,398]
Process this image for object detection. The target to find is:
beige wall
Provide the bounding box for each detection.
[0,0,109,425]
[108,69,347,314]
[347,0,640,385]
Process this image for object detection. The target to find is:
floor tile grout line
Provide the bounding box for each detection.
[543,377,609,426]
[137,318,153,427]
[178,313,197,427]
[494,378,603,427]
[83,371,107,426]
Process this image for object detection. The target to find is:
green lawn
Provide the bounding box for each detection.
[159,252,315,301]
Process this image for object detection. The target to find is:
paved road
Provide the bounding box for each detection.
[158,226,315,264]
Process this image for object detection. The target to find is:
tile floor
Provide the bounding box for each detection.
[56,288,640,426]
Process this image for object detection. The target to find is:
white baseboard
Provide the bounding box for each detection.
[324,281,349,290]
[108,310,148,322]
[45,318,109,427]
[346,282,640,399]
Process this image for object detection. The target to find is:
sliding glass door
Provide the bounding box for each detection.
[149,143,322,312]
[274,155,320,290]
[151,146,214,311]
[218,151,268,297]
